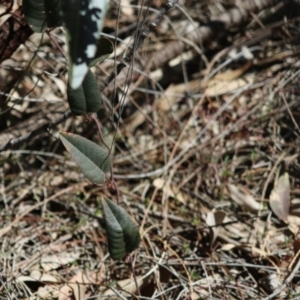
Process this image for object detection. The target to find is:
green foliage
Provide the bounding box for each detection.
[250,150,257,162]
[192,218,200,226]
[102,198,141,260]
[59,132,111,184]
[24,0,139,262]
[59,133,140,259]
[67,69,102,115]
[23,0,62,32]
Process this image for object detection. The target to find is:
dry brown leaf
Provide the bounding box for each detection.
[251,246,269,257]
[41,251,80,271]
[40,85,62,102]
[58,270,104,300]
[124,108,148,132]
[120,0,134,15]
[155,83,186,111]
[153,178,187,203]
[227,184,263,212]
[156,62,252,111]
[37,286,59,299]
[287,215,300,235]
[269,172,290,223]
[103,275,152,297]
[16,270,57,283]
[284,153,299,168]
[50,76,67,95]
[206,210,227,245]
[204,73,254,97]
[220,244,236,251]
[190,291,202,300]
[138,135,160,162]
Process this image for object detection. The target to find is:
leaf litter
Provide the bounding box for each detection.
[2,0,300,299]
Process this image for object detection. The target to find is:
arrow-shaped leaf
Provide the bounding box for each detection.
[67,69,101,115]
[67,84,86,115]
[102,198,141,260]
[59,132,111,184]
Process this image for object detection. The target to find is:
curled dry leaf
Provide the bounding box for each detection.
[16,269,57,283]
[191,291,204,299]
[153,178,187,203]
[204,73,254,97]
[58,269,105,300]
[269,172,290,223]
[227,184,263,212]
[41,251,80,271]
[37,286,59,299]
[287,215,300,236]
[103,275,152,297]
[220,244,236,251]
[206,210,227,245]
[155,62,252,111]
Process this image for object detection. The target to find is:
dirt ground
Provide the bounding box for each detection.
[1,0,300,299]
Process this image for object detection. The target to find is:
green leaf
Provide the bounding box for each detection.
[59,132,111,184]
[67,69,101,115]
[102,198,141,260]
[23,0,62,33]
[89,37,113,67]
[82,69,102,113]
[67,84,87,115]
[60,0,109,89]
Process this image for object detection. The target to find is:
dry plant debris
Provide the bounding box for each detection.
[2,0,300,299]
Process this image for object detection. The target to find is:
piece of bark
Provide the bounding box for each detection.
[0,7,33,63]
